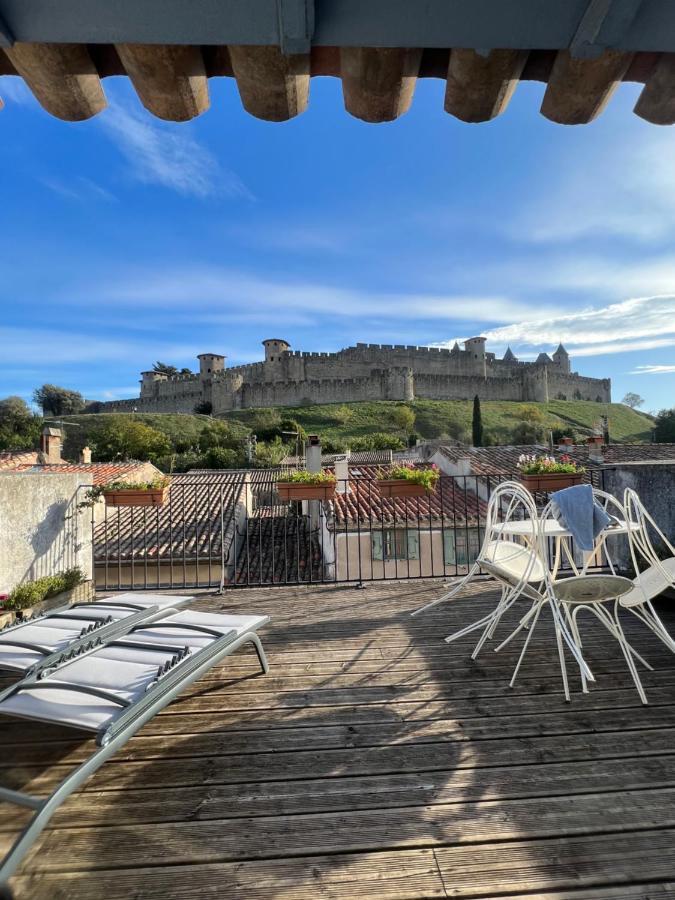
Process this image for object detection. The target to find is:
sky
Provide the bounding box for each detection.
[1,72,674,413]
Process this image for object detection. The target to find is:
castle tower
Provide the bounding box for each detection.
[262,338,291,363]
[463,336,487,377]
[140,370,168,398]
[552,343,570,374]
[197,353,226,380]
[503,346,518,363]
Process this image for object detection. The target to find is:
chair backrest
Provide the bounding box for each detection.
[478,481,545,594]
[624,488,675,579]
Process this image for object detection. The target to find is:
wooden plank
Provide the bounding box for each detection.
[445,49,528,122]
[634,53,675,124]
[21,788,675,872]
[227,46,309,121]
[341,47,422,122]
[39,753,675,830]
[6,727,675,797]
[115,44,209,121]
[11,849,447,899]
[3,42,106,120]
[541,49,633,123]
[435,830,675,896]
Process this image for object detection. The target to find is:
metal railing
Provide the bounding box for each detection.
[93,473,610,591]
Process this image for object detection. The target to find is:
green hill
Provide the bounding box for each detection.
[223,399,655,447]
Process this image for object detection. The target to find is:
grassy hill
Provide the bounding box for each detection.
[222,399,655,446]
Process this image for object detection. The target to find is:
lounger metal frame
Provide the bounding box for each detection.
[0,613,269,884]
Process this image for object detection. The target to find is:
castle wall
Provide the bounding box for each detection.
[97,341,611,414]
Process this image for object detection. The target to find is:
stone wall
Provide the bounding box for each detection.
[0,472,94,592]
[600,462,675,571]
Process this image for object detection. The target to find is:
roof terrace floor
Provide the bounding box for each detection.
[4,579,675,899]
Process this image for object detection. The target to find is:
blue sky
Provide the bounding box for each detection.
[1,73,674,413]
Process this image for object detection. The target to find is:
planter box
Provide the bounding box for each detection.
[520,473,585,493]
[18,580,95,621]
[103,486,169,507]
[277,482,337,502]
[377,479,433,498]
[0,609,16,629]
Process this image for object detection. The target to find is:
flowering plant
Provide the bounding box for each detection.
[377,462,440,491]
[278,469,336,485]
[517,454,585,475]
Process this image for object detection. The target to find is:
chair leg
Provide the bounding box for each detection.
[627,603,675,653]
[569,606,589,694]
[587,603,649,705]
[509,601,544,687]
[411,564,480,617]
[494,601,541,653]
[245,633,269,674]
[553,612,571,702]
[471,589,508,660]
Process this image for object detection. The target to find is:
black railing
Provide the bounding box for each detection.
[93,473,609,591]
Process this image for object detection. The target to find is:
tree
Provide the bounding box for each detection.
[333,405,354,426]
[622,392,644,409]
[472,395,484,447]
[654,408,675,443]
[33,384,85,416]
[198,421,241,453]
[90,416,171,463]
[152,362,179,376]
[0,395,41,452]
[202,446,242,469]
[512,404,546,444]
[390,405,415,436]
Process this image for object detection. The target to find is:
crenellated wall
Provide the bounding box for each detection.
[98,339,610,413]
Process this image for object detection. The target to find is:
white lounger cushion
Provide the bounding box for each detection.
[0,594,194,673]
[619,557,675,608]
[0,608,268,732]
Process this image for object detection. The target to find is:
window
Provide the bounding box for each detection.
[443,529,481,565]
[372,529,419,561]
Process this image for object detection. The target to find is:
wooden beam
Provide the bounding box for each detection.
[228,46,309,121]
[115,44,209,121]
[341,48,422,123]
[634,52,675,124]
[541,49,632,123]
[3,42,105,120]
[445,49,528,122]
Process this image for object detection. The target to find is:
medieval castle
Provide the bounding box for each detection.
[100,337,611,415]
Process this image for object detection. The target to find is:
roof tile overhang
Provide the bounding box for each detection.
[1,1,675,124]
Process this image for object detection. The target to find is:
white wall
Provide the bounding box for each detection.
[0,472,94,591]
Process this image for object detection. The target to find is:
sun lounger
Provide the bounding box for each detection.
[0,593,194,680]
[0,605,269,884]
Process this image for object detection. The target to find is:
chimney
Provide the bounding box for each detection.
[39,426,63,465]
[587,436,603,446]
[334,455,350,494]
[80,446,92,464]
[558,437,574,450]
[306,434,322,474]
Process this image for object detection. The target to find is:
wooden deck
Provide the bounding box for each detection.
[3,579,675,899]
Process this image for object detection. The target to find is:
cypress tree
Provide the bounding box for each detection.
[472,395,483,447]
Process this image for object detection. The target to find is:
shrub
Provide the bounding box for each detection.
[377,463,440,492]
[7,567,85,610]
[517,454,585,475]
[278,470,336,485]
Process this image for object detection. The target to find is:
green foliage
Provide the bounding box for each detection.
[390,405,416,435]
[378,463,440,491]
[7,568,85,611]
[654,408,675,443]
[0,396,42,452]
[278,469,336,485]
[79,475,170,507]
[512,420,547,444]
[153,361,179,376]
[89,416,172,463]
[333,405,354,426]
[33,384,85,416]
[472,395,484,447]
[202,447,242,469]
[622,392,644,409]
[255,436,287,468]
[349,432,406,452]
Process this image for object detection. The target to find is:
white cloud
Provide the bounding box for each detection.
[99,97,251,199]
[630,364,675,375]
[39,176,117,203]
[0,76,34,106]
[78,265,548,325]
[440,295,675,359]
[507,127,675,244]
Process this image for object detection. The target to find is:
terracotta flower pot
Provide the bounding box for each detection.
[103,486,170,507]
[277,482,337,502]
[376,479,433,498]
[519,473,585,492]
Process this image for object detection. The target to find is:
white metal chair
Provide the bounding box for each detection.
[442,483,594,700]
[620,488,675,653]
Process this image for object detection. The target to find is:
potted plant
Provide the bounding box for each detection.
[517,454,586,492]
[82,475,171,508]
[376,463,440,498]
[277,470,337,501]
[4,568,93,620]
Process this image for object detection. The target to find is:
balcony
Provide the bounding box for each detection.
[3,578,675,898]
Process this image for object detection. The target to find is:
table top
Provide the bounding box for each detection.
[498,518,635,538]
